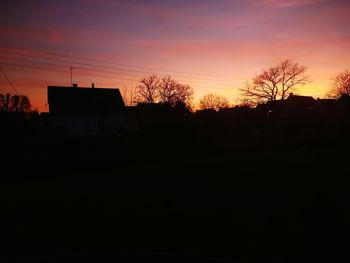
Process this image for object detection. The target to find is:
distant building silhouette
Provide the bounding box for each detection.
[259,93,315,112]
[284,93,315,110]
[47,84,125,136]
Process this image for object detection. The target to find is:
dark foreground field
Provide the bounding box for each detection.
[1,135,350,263]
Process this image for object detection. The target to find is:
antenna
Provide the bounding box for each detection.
[70,66,73,86]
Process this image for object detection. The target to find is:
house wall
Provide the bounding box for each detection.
[49,115,122,136]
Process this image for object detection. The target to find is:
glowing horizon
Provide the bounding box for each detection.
[0,0,349,111]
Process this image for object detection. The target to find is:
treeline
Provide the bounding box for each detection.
[129,59,350,110]
[0,93,31,112]
[4,92,349,146]
[2,59,349,113]
[2,59,350,162]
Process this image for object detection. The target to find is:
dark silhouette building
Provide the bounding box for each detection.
[47,84,125,136]
[284,93,315,110]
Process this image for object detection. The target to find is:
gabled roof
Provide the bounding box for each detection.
[48,86,125,115]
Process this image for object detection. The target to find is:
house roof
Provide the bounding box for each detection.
[48,85,125,115]
[287,94,315,104]
[284,94,315,110]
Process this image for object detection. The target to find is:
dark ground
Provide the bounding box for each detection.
[1,133,350,263]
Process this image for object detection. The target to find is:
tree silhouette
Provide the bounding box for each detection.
[241,59,310,104]
[199,93,229,111]
[135,75,193,106]
[0,93,31,112]
[135,74,160,103]
[158,76,193,106]
[327,69,350,98]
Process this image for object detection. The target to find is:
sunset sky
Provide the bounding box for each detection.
[1,0,349,111]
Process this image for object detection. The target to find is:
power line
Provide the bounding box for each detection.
[0,50,238,84]
[1,50,150,77]
[0,45,236,80]
[1,62,230,87]
[0,57,238,87]
[0,55,146,79]
[0,62,238,91]
[0,62,142,83]
[0,65,20,94]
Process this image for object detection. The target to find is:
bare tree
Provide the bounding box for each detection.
[121,85,128,105]
[135,74,160,103]
[121,84,137,106]
[327,69,350,98]
[158,76,193,106]
[199,93,229,111]
[128,85,137,106]
[241,59,310,104]
[135,75,193,106]
[0,93,31,112]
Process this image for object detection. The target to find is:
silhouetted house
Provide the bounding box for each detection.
[255,94,317,133]
[316,98,337,106]
[314,98,337,114]
[338,94,350,110]
[284,93,315,111]
[47,84,125,136]
[258,94,315,115]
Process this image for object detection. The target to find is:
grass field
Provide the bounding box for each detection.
[1,134,350,262]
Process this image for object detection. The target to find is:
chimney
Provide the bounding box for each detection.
[72,83,78,88]
[92,83,95,88]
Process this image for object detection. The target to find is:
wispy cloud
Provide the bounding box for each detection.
[1,0,349,108]
[259,0,325,8]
